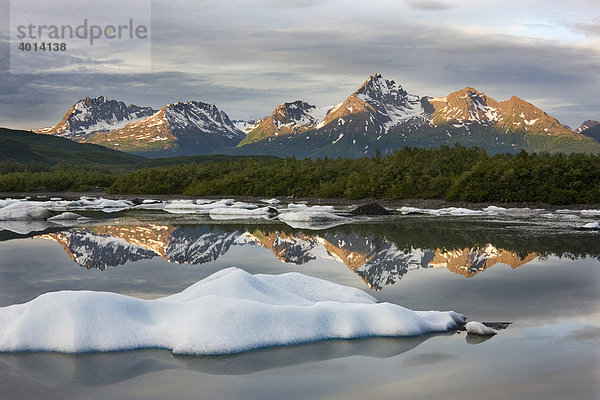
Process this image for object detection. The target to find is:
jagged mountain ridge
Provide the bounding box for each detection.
[34,76,600,157]
[84,101,245,156]
[35,96,156,140]
[239,101,335,146]
[229,75,599,157]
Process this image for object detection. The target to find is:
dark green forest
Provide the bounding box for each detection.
[2,145,600,205]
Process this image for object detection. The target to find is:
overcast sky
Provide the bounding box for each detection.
[1,0,598,129]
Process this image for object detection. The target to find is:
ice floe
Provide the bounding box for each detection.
[287,203,308,209]
[580,209,600,217]
[398,206,488,216]
[261,198,281,205]
[47,212,91,222]
[465,321,496,336]
[278,210,350,229]
[0,202,53,221]
[0,268,465,355]
[579,222,600,230]
[209,206,278,220]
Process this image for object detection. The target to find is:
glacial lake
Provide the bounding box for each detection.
[0,206,599,400]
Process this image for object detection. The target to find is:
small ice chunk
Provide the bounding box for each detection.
[47,212,90,222]
[209,206,277,220]
[308,205,335,212]
[466,321,496,336]
[261,198,281,205]
[287,203,308,209]
[580,222,600,229]
[230,202,259,210]
[398,206,425,215]
[581,209,600,216]
[278,211,344,223]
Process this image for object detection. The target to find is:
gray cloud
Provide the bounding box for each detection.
[568,21,600,37]
[1,0,599,129]
[405,0,454,11]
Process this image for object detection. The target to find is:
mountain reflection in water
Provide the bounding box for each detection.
[36,221,599,290]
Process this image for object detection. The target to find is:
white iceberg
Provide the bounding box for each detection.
[164,199,238,214]
[47,212,91,222]
[482,206,542,216]
[398,206,489,216]
[540,213,580,220]
[580,209,600,217]
[230,202,259,210]
[0,268,465,355]
[465,321,496,336]
[0,202,53,221]
[0,198,23,209]
[443,207,489,216]
[278,210,351,229]
[580,222,600,230]
[398,206,425,215]
[287,203,308,209]
[209,206,277,220]
[261,198,281,205]
[307,205,335,212]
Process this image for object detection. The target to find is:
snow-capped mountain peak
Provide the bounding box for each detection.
[318,74,428,133]
[161,101,243,139]
[36,97,156,140]
[84,100,244,155]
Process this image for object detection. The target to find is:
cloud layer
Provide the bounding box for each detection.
[1,0,598,129]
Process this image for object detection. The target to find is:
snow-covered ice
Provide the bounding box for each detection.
[278,210,350,229]
[47,212,91,222]
[0,268,465,355]
[580,222,600,230]
[261,198,281,205]
[465,321,496,336]
[209,207,277,220]
[0,202,53,221]
[287,203,308,209]
[397,206,488,216]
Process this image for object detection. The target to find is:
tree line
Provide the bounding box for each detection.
[1,145,599,204]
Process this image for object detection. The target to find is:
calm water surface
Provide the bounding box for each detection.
[0,211,598,399]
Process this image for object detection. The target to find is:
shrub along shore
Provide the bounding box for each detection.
[1,146,599,205]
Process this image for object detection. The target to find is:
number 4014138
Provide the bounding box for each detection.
[18,42,67,51]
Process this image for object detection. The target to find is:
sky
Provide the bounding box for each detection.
[0,0,598,129]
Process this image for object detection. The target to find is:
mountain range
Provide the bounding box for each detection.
[33,75,600,157]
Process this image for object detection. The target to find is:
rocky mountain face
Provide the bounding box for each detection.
[35,96,156,140]
[229,75,599,157]
[38,225,538,289]
[429,87,573,136]
[35,77,600,157]
[575,120,599,133]
[84,101,245,156]
[239,101,334,146]
[579,123,600,143]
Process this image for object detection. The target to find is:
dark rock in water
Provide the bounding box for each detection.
[131,198,162,205]
[265,206,279,215]
[350,202,390,216]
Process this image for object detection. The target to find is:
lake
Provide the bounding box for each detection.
[0,204,599,400]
